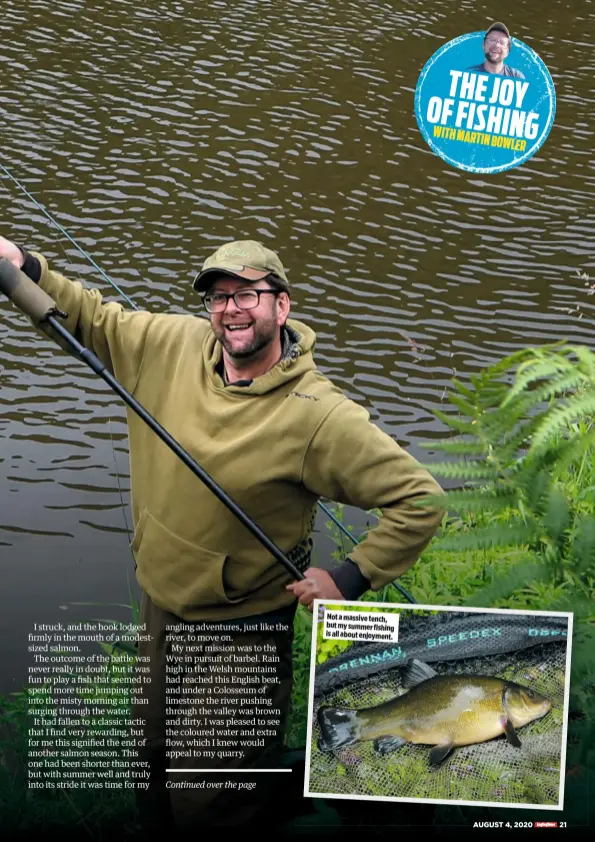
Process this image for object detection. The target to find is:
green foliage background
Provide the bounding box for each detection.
[292,343,595,827]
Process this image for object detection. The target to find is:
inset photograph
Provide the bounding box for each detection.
[305,602,571,810]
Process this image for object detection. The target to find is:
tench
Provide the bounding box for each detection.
[317,659,552,765]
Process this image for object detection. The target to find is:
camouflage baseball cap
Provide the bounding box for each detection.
[485,22,511,42]
[192,240,290,293]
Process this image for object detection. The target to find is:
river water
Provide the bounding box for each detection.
[0,0,593,695]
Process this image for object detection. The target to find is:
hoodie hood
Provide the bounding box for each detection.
[203,317,318,396]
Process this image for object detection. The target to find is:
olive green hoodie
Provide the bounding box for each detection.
[29,253,445,621]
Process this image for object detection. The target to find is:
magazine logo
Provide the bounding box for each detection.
[414,22,556,173]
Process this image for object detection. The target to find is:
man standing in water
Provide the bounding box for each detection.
[0,235,445,829]
[467,22,525,79]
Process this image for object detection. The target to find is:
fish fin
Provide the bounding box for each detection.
[317,705,360,752]
[502,717,522,748]
[402,658,439,689]
[373,736,406,756]
[429,742,454,766]
[501,688,522,748]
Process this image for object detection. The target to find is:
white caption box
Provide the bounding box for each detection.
[323,609,399,643]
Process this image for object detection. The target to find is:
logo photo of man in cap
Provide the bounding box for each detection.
[467,22,525,79]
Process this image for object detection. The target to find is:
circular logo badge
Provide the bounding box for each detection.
[414,24,556,174]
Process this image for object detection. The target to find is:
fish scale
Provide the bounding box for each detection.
[360,678,507,745]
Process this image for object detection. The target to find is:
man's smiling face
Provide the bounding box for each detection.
[207,276,289,359]
[483,32,510,64]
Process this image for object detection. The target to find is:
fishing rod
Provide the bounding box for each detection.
[0,165,416,603]
[0,258,307,583]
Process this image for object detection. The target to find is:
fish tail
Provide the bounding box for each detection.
[317,705,361,752]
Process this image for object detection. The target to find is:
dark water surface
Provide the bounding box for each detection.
[0,0,593,694]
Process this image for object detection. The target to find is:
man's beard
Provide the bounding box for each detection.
[486,50,505,63]
[213,316,279,360]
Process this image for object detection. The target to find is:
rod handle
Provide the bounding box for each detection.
[0,258,62,323]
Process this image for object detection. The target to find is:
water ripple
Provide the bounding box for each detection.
[0,0,593,688]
